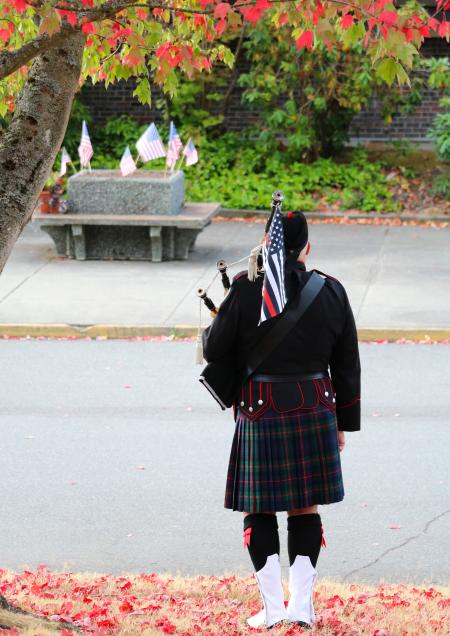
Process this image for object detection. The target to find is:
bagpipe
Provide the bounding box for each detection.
[195,190,285,320]
[194,191,286,409]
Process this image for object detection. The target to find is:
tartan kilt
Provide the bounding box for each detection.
[224,379,344,513]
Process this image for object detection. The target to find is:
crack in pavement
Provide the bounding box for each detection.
[355,225,389,323]
[342,507,450,582]
[0,253,56,305]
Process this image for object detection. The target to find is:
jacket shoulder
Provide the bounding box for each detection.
[232,269,264,290]
[313,269,348,303]
[232,270,248,283]
[312,268,340,283]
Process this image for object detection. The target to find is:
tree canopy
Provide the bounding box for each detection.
[1,0,449,117]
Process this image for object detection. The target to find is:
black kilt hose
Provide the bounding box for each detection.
[224,375,345,513]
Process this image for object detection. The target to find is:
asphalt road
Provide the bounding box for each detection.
[1,340,449,585]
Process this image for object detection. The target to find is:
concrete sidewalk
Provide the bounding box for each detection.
[0,220,449,333]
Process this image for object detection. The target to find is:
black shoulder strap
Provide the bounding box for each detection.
[242,270,325,382]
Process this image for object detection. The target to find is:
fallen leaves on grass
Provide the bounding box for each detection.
[0,566,448,635]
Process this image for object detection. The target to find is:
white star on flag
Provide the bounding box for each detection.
[120,145,137,176]
[136,123,166,163]
[59,147,72,176]
[166,121,183,171]
[183,138,198,167]
[78,120,94,167]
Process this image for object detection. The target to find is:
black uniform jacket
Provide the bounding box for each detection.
[202,261,361,432]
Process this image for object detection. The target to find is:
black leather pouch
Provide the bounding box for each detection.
[271,381,305,412]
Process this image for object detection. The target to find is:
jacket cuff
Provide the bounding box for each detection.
[336,399,361,432]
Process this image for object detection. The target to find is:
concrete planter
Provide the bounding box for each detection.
[33,169,219,262]
[67,169,185,216]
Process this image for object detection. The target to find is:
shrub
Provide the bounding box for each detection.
[429,113,450,162]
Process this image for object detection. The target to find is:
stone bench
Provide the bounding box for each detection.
[32,202,219,262]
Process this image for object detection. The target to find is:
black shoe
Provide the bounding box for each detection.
[292,620,312,630]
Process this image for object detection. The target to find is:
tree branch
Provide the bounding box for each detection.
[0,25,75,81]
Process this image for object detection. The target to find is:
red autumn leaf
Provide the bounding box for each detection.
[215,18,227,36]
[241,7,263,24]
[97,618,116,628]
[59,10,77,27]
[0,28,10,42]
[194,15,207,27]
[120,580,132,590]
[201,57,212,71]
[341,14,354,29]
[214,2,231,19]
[438,20,450,37]
[427,17,440,31]
[81,22,95,34]
[81,0,94,6]
[278,12,288,26]
[119,599,134,613]
[12,0,27,12]
[419,25,430,37]
[296,30,314,49]
[379,11,397,25]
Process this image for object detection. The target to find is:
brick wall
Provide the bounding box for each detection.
[80,39,449,144]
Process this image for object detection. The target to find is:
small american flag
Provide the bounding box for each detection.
[183,138,198,167]
[136,123,166,163]
[78,120,93,167]
[120,145,137,176]
[59,147,72,176]
[259,204,287,324]
[166,121,183,170]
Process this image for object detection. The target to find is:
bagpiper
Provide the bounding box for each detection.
[201,196,361,630]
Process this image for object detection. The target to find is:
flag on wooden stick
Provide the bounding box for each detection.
[183,138,198,166]
[60,147,72,176]
[120,145,137,176]
[136,123,166,163]
[166,121,183,171]
[78,120,94,167]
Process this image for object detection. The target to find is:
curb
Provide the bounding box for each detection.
[219,208,450,222]
[1,324,450,341]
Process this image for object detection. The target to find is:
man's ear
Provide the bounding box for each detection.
[306,241,311,255]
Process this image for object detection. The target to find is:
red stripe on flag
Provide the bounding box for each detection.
[263,287,277,317]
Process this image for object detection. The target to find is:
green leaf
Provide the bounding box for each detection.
[376,58,399,86]
[132,77,151,106]
[342,23,365,47]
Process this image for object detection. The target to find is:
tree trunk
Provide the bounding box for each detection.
[0,31,86,274]
[0,29,85,625]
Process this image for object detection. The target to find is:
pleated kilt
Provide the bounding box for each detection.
[224,377,345,513]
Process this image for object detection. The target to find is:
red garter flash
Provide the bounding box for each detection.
[321,525,327,548]
[243,527,252,549]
